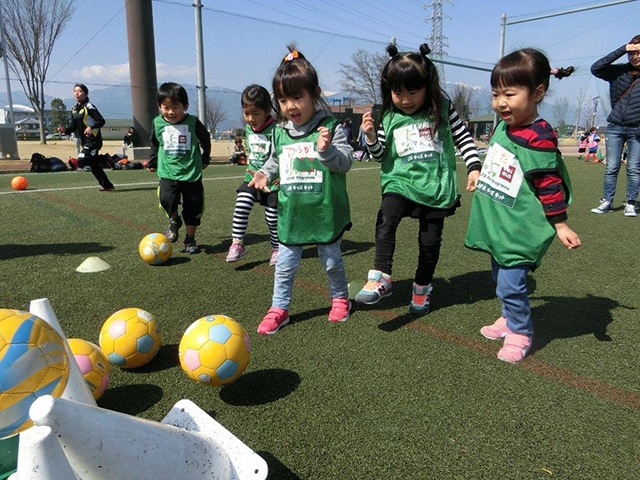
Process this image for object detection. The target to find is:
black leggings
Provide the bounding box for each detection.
[80,146,114,189]
[374,195,444,286]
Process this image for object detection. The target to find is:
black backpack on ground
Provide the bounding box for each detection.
[30,153,51,173]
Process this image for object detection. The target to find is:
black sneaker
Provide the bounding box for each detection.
[183,236,200,254]
[165,216,182,243]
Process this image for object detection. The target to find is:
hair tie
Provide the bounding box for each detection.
[550,68,559,75]
[284,51,299,62]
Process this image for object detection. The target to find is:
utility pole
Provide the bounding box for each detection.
[423,0,452,82]
[0,7,15,126]
[194,0,207,126]
[125,0,158,154]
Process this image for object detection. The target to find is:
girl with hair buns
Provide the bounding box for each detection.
[249,45,354,335]
[465,48,581,364]
[355,43,481,316]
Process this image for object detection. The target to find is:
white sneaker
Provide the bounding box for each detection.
[624,203,638,217]
[591,200,613,214]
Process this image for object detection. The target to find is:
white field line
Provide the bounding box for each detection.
[0,166,382,196]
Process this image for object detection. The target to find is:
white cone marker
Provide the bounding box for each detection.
[30,396,237,480]
[75,257,111,273]
[28,298,96,406]
[16,426,80,480]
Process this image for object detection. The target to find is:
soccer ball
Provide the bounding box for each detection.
[99,308,162,369]
[178,315,251,387]
[139,233,172,265]
[11,176,28,191]
[68,338,110,400]
[0,309,69,439]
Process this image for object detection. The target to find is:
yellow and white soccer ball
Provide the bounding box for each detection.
[139,233,172,265]
[99,308,162,369]
[0,309,69,439]
[68,338,110,400]
[178,315,251,387]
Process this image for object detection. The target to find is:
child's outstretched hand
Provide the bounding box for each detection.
[555,222,581,250]
[361,112,376,143]
[466,170,480,191]
[247,168,270,192]
[317,126,330,151]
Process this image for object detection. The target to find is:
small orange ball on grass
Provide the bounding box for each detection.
[11,176,28,191]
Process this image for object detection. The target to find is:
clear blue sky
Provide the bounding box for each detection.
[4,0,640,119]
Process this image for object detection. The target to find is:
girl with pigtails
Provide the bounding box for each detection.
[465,48,581,364]
[355,43,481,316]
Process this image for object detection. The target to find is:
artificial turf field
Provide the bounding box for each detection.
[0,158,638,479]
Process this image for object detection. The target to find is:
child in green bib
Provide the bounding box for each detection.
[465,49,581,364]
[354,43,481,316]
[226,85,279,266]
[249,45,354,335]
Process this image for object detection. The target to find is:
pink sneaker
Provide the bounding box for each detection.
[226,242,246,262]
[269,249,278,266]
[328,298,351,323]
[257,307,289,335]
[497,333,531,364]
[480,316,511,340]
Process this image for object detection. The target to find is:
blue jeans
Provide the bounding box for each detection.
[491,257,533,336]
[602,123,640,204]
[272,239,348,310]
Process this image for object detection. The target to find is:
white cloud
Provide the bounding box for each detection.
[73,63,197,84]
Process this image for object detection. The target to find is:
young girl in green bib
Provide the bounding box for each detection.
[249,46,354,335]
[226,85,279,266]
[465,49,581,363]
[355,43,481,315]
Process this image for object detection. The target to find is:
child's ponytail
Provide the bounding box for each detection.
[551,66,575,80]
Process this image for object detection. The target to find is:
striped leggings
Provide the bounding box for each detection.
[231,191,279,249]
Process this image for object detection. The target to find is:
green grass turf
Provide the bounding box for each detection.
[0,159,638,479]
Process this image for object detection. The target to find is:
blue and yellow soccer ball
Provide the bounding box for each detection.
[0,309,69,439]
[68,338,110,400]
[98,308,162,369]
[139,233,172,265]
[178,315,251,387]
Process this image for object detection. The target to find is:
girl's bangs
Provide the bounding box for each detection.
[387,61,425,92]
[274,67,309,99]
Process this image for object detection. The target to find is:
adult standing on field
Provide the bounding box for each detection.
[590,35,640,217]
[58,84,115,192]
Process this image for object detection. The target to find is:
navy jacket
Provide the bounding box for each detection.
[591,45,640,128]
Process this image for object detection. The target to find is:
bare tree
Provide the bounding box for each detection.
[572,88,588,137]
[206,97,226,138]
[451,83,473,120]
[1,0,75,144]
[339,49,388,105]
[551,97,570,135]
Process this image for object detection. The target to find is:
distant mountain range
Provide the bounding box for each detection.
[0,84,243,132]
[1,81,572,129]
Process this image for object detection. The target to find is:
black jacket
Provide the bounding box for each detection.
[63,98,105,150]
[591,45,640,128]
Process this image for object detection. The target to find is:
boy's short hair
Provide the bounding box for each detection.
[158,82,189,106]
